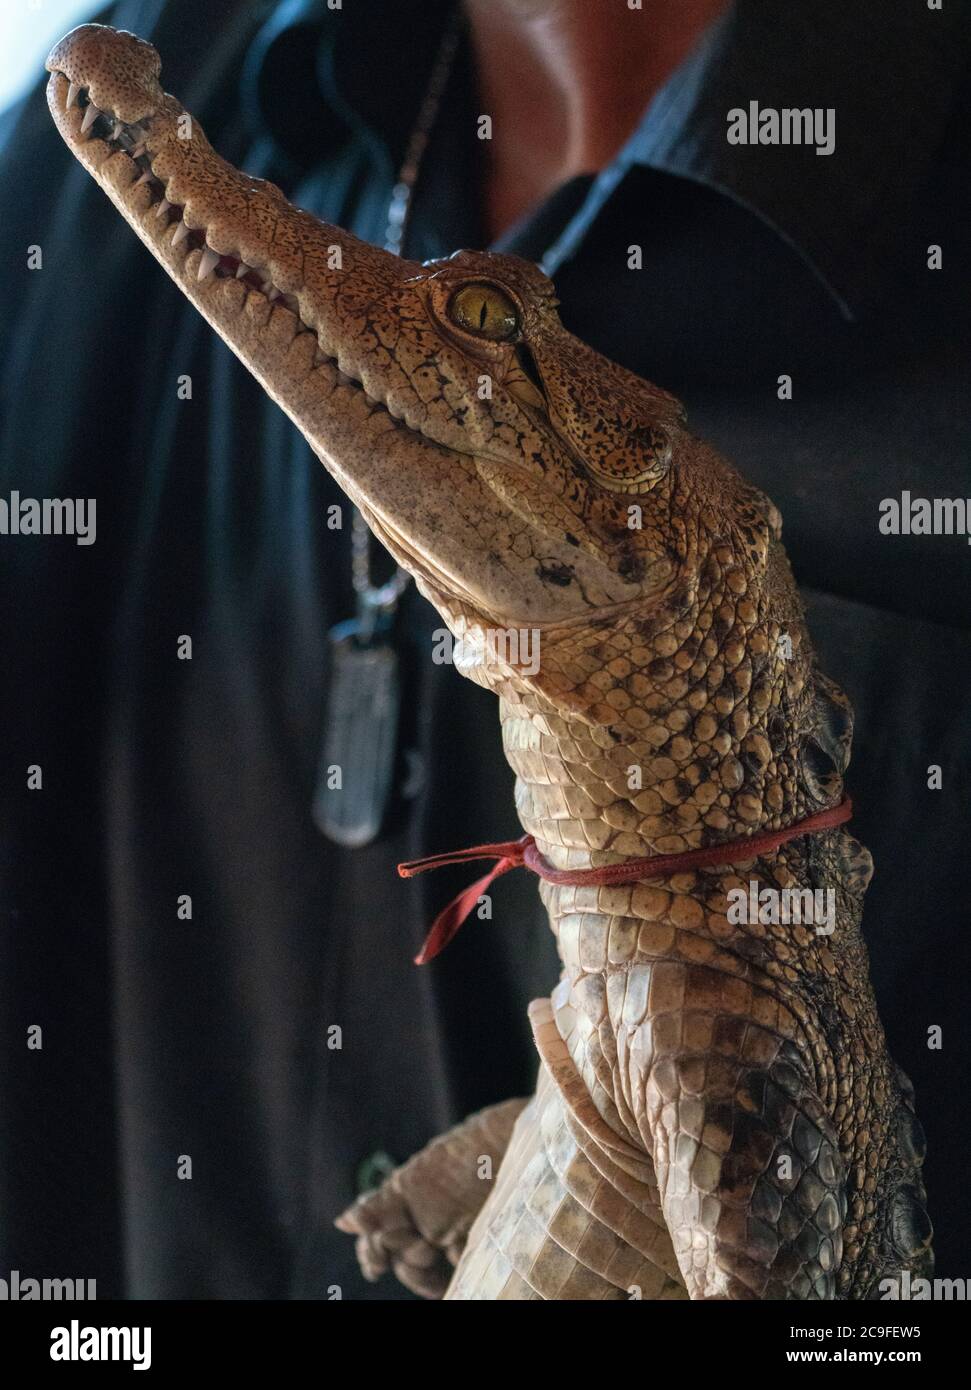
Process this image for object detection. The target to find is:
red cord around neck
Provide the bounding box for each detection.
[398,798,853,964]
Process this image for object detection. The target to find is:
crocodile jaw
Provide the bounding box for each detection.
[46,24,680,633]
[45,28,474,603]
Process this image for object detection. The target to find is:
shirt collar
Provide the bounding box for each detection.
[243,0,457,178]
[245,0,971,320]
[615,0,971,320]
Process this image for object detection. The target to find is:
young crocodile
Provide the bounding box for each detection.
[46,24,932,1301]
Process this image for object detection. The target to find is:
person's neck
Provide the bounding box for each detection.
[464,0,729,240]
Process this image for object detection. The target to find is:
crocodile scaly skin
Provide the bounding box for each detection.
[45,24,933,1300]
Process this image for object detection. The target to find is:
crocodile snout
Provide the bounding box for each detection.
[46,23,163,126]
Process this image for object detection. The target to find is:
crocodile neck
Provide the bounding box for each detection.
[498,675,849,958]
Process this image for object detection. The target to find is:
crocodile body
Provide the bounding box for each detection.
[47,24,932,1301]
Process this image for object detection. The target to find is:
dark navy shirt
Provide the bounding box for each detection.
[1,0,969,1297]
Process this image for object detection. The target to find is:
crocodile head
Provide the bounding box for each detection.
[47,25,820,774]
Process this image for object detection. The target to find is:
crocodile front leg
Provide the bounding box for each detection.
[335,1097,528,1298]
[637,982,849,1299]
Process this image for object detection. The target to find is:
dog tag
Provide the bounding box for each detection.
[313,616,400,847]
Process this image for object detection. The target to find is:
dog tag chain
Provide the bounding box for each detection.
[313,14,461,846]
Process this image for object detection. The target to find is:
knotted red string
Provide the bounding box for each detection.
[399,798,853,964]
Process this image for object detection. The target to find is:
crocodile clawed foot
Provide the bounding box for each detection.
[336,1184,459,1300]
[335,1097,529,1297]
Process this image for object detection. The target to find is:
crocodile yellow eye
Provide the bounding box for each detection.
[448,283,519,341]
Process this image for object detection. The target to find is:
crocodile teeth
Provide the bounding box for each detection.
[197,246,220,281]
[235,262,251,279]
[66,83,82,109]
[133,171,153,189]
[155,198,171,219]
[171,220,191,246]
[111,121,123,141]
[265,286,281,303]
[80,104,101,135]
[130,142,146,159]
